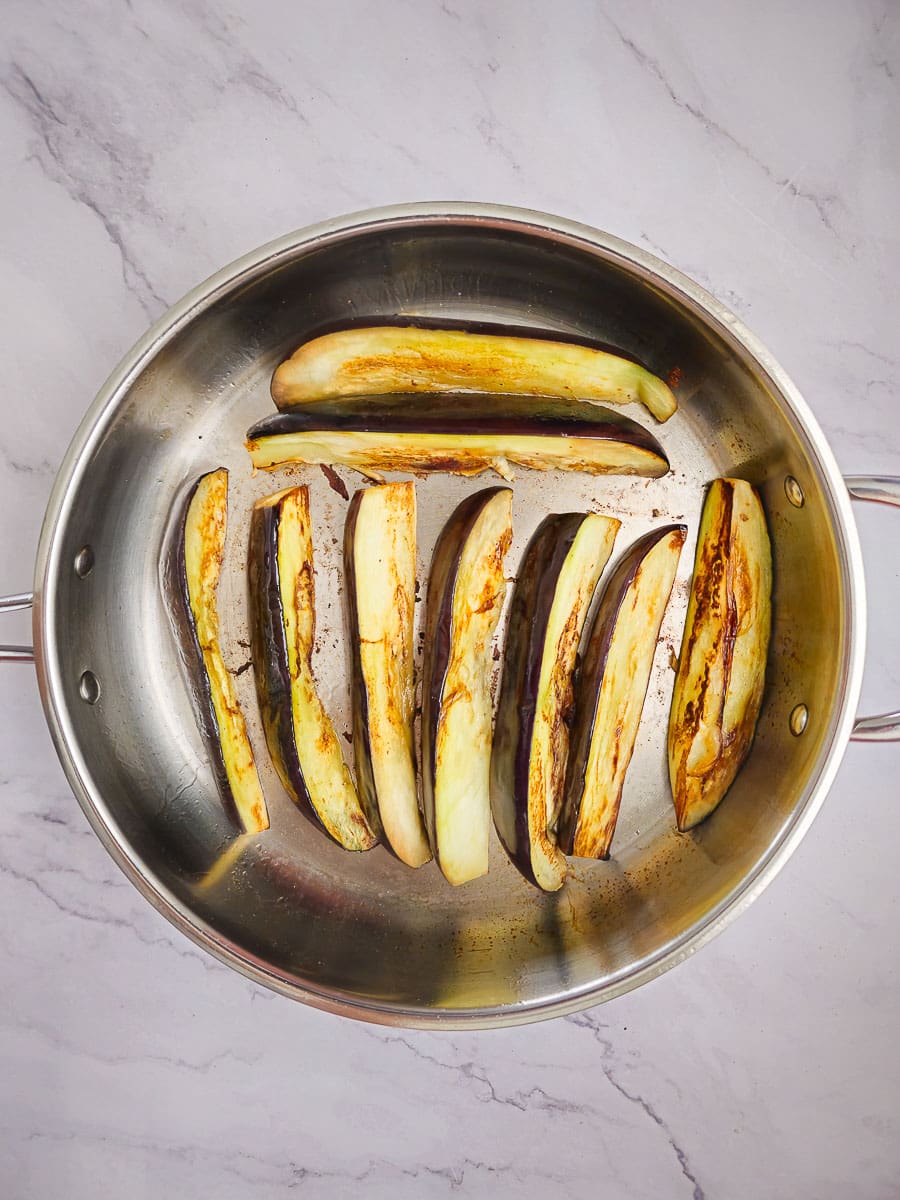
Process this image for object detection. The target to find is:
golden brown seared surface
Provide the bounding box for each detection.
[245,429,669,480]
[433,489,513,886]
[184,468,268,834]
[351,481,431,867]
[667,479,772,830]
[271,326,678,422]
[567,527,685,859]
[527,514,620,891]
[273,486,378,851]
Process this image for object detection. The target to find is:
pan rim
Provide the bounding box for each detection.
[31,201,866,1027]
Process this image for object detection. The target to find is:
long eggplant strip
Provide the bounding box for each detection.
[249,486,378,851]
[172,468,268,834]
[491,512,620,891]
[246,395,669,480]
[345,482,430,868]
[558,525,686,859]
[271,326,677,422]
[422,488,513,885]
[668,479,772,830]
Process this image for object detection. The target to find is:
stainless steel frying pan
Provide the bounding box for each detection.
[5,204,898,1028]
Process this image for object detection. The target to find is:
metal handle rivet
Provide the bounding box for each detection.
[78,670,101,704]
[789,703,808,736]
[785,476,805,508]
[74,546,95,578]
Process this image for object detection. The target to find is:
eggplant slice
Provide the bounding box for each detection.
[422,487,514,885]
[248,485,378,851]
[491,512,620,891]
[245,394,669,480]
[668,478,772,831]
[557,525,686,860]
[167,468,269,834]
[344,482,431,868]
[271,326,678,422]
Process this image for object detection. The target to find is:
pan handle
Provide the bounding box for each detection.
[0,592,34,663]
[845,475,900,741]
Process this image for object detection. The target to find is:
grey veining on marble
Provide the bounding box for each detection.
[1,1,898,1197]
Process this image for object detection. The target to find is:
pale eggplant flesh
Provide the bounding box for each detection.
[270,325,678,422]
[422,487,513,886]
[248,485,378,851]
[668,478,772,831]
[245,394,670,480]
[557,525,686,859]
[167,468,269,834]
[491,512,620,891]
[344,481,431,868]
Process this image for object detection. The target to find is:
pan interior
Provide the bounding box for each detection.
[38,216,852,1019]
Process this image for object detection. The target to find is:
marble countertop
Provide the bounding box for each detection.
[2,2,899,1196]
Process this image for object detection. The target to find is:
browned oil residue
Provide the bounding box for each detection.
[320,463,349,500]
[667,366,684,389]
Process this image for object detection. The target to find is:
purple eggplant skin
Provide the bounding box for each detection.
[164,475,235,822]
[247,393,667,460]
[556,525,687,858]
[489,514,590,888]
[246,500,321,824]
[342,491,390,838]
[420,487,510,869]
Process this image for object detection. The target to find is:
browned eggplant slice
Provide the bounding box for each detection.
[271,326,678,422]
[557,525,686,859]
[167,468,268,834]
[668,478,772,830]
[491,512,620,890]
[248,485,378,851]
[245,394,669,480]
[344,481,431,868]
[422,487,513,885]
